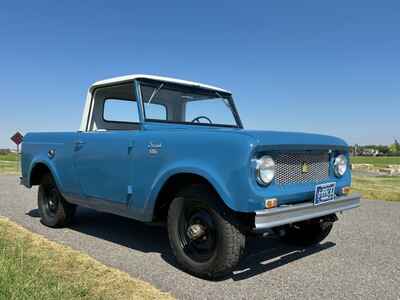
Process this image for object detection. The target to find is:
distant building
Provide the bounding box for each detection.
[361,148,380,156]
[351,145,382,156]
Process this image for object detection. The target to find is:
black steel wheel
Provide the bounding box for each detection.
[38,173,76,228]
[178,203,218,263]
[42,185,60,218]
[168,184,245,279]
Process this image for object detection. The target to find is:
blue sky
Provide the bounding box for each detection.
[1,1,399,148]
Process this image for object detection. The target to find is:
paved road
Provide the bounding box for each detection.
[0,175,399,300]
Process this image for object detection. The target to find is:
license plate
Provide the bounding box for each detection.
[314,182,336,205]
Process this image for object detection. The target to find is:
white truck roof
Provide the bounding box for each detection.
[90,74,230,93]
[80,74,231,131]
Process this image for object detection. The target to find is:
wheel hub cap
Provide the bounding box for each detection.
[49,199,55,210]
[45,188,59,214]
[187,224,206,240]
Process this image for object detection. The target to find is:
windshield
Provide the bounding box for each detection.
[140,80,241,128]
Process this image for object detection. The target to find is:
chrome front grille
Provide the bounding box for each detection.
[275,152,330,185]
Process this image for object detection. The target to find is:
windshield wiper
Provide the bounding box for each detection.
[147,83,164,104]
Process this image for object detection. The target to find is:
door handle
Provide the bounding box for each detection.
[74,140,86,150]
[147,142,162,155]
[147,142,162,149]
[74,141,85,152]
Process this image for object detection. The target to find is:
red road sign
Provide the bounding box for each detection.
[11,131,23,145]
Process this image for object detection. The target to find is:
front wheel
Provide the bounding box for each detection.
[38,173,76,228]
[167,185,245,279]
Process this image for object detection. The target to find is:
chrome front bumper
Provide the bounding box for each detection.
[254,193,361,232]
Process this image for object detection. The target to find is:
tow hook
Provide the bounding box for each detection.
[321,214,338,224]
[320,214,338,229]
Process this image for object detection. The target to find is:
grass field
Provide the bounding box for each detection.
[0,153,19,175]
[0,217,173,300]
[352,175,400,202]
[351,156,400,166]
[0,153,19,161]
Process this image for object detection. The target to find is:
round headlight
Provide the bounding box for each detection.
[334,154,348,177]
[256,155,275,185]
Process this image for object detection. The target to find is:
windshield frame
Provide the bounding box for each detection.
[138,79,243,129]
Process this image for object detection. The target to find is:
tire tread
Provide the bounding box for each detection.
[167,184,245,279]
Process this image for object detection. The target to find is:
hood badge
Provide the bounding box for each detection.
[301,162,309,173]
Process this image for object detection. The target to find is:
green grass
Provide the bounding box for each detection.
[351,156,400,166]
[0,160,18,175]
[0,153,19,161]
[0,153,19,175]
[0,239,91,299]
[352,175,400,202]
[0,218,173,300]
[351,157,400,201]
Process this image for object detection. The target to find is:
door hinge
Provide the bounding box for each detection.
[127,185,133,195]
[128,141,135,154]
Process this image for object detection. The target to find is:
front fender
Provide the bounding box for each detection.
[144,162,238,219]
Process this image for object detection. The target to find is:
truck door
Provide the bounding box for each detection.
[73,83,140,208]
[74,131,135,206]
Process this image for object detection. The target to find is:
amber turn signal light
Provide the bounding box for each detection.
[342,186,351,195]
[265,198,278,209]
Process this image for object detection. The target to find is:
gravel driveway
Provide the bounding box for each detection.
[0,175,399,299]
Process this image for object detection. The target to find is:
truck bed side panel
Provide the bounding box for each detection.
[22,132,79,195]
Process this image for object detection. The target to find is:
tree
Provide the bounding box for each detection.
[389,139,400,153]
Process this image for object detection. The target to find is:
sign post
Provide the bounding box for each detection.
[10,131,24,174]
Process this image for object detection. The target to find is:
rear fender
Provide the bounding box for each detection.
[28,156,62,191]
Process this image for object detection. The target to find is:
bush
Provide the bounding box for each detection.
[0,149,11,155]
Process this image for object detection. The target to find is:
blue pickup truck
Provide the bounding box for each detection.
[20,74,360,278]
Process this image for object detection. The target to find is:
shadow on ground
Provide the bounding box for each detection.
[27,207,335,281]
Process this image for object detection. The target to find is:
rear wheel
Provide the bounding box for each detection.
[38,173,76,228]
[276,214,336,247]
[167,185,245,279]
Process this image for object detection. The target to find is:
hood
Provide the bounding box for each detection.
[143,123,348,151]
[238,129,348,151]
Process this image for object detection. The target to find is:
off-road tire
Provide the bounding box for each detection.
[167,185,245,279]
[38,173,76,228]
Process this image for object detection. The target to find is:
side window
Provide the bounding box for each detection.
[103,99,139,123]
[144,103,167,120]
